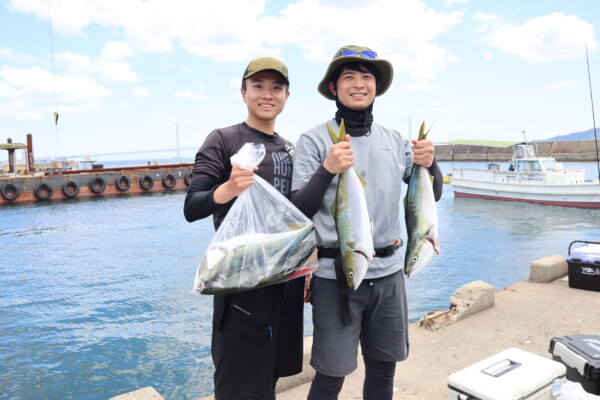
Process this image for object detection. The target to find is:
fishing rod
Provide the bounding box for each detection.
[585,45,600,185]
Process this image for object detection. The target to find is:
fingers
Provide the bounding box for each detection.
[303,274,312,303]
[412,139,435,168]
[228,165,255,195]
[323,139,354,174]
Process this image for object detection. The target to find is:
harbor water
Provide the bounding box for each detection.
[1,161,599,400]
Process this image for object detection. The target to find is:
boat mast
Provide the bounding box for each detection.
[585,45,600,184]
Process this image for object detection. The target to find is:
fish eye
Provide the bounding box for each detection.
[349,272,354,278]
[412,256,418,262]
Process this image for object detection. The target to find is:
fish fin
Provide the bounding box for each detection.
[418,121,426,141]
[418,121,434,141]
[327,123,339,144]
[355,170,367,188]
[339,119,346,143]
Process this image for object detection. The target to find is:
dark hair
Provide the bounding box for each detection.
[329,62,379,86]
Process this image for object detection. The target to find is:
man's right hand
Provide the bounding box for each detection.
[213,164,256,204]
[323,135,353,174]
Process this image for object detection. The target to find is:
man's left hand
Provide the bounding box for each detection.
[412,139,435,168]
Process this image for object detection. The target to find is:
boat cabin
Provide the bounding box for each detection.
[512,144,559,173]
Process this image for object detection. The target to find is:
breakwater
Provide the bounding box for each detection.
[435,140,600,162]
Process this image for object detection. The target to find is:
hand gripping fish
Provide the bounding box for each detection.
[404,121,440,277]
[327,120,374,289]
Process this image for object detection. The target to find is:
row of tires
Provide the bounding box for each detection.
[1,172,192,201]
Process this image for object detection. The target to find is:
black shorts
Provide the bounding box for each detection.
[211,278,304,399]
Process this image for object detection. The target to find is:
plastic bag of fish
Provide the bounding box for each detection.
[194,143,318,295]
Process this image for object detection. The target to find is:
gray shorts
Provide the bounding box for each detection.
[309,270,409,377]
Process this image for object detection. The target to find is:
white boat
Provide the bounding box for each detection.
[446,142,600,208]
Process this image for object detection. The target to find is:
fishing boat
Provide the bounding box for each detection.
[445,141,600,209]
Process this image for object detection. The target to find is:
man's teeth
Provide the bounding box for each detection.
[351,94,366,97]
[260,104,273,108]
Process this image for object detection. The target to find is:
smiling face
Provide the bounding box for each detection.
[328,66,377,111]
[242,71,289,134]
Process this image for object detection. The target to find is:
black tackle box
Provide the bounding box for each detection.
[567,241,600,292]
[549,335,600,395]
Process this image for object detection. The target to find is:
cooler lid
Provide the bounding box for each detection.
[448,348,566,399]
[550,335,600,378]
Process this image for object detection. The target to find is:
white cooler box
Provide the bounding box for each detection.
[448,348,566,400]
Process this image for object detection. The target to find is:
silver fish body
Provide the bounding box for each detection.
[328,121,374,289]
[404,122,439,277]
[195,222,316,294]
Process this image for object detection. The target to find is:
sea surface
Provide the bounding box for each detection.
[1,160,599,400]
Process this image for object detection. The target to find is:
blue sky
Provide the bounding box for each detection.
[1,0,599,161]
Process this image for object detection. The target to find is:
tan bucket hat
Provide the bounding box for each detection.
[242,56,289,85]
[317,45,393,100]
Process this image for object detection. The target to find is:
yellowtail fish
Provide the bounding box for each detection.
[404,121,440,277]
[195,222,316,294]
[327,120,374,289]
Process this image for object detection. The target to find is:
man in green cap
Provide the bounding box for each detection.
[184,56,304,399]
[291,45,443,399]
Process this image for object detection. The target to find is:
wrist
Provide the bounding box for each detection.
[213,183,235,204]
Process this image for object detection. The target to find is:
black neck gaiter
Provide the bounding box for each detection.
[334,98,374,137]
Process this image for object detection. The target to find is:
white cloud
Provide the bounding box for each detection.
[231,78,242,88]
[0,47,37,63]
[473,12,505,33]
[444,0,468,6]
[479,13,597,62]
[174,83,208,101]
[133,88,150,97]
[101,41,134,61]
[55,51,138,82]
[405,81,437,90]
[0,65,110,122]
[548,80,577,90]
[483,52,492,59]
[8,0,463,80]
[7,0,93,35]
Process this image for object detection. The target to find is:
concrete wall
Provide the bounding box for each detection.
[435,140,600,162]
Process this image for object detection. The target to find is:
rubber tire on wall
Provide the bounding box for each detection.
[115,175,131,192]
[162,173,176,189]
[62,181,79,198]
[89,177,106,194]
[34,183,53,200]
[139,175,154,190]
[184,171,192,187]
[1,183,19,201]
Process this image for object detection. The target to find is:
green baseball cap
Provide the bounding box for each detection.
[317,45,394,100]
[242,56,289,85]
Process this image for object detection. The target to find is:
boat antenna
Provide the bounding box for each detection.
[585,45,600,185]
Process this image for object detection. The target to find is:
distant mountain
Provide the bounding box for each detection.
[540,128,599,142]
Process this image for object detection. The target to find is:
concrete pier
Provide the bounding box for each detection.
[117,254,600,399]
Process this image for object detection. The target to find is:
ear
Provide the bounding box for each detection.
[240,87,246,103]
[328,82,337,97]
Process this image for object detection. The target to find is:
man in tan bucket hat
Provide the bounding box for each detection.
[291,46,443,399]
[184,56,305,400]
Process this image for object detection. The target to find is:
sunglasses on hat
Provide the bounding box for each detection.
[337,49,378,59]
